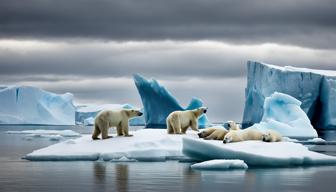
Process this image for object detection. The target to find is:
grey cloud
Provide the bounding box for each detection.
[0,0,335,48]
[1,41,336,80]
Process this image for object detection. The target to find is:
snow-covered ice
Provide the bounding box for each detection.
[133,74,211,128]
[251,92,318,138]
[0,86,75,125]
[183,137,336,167]
[243,61,336,130]
[24,129,199,161]
[191,160,248,170]
[24,129,336,167]
[76,104,145,126]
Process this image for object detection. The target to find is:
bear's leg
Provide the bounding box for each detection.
[167,120,174,134]
[181,125,189,134]
[101,122,112,139]
[117,123,123,136]
[92,124,101,140]
[190,120,199,132]
[173,122,182,134]
[122,121,133,137]
[204,131,217,140]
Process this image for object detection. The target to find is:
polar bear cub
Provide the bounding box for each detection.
[92,109,143,140]
[198,127,228,140]
[223,127,263,144]
[166,107,208,134]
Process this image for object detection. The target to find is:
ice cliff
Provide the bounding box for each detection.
[0,86,75,125]
[133,74,211,128]
[243,61,336,130]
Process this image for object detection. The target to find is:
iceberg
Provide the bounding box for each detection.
[191,159,248,170]
[183,137,336,167]
[251,92,318,138]
[133,74,211,128]
[0,86,75,125]
[76,104,145,126]
[24,129,199,161]
[243,61,336,130]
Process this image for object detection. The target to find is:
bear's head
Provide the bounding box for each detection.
[223,132,233,144]
[192,107,208,118]
[124,109,143,119]
[225,120,241,131]
[261,132,273,142]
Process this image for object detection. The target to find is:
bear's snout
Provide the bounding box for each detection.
[138,112,143,116]
[203,109,207,113]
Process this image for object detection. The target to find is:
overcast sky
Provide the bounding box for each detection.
[1,0,336,122]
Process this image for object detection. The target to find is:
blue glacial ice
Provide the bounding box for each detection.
[0,86,75,125]
[243,61,336,130]
[76,104,145,126]
[133,74,211,128]
[251,92,318,138]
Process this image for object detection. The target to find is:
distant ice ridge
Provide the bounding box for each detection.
[251,92,318,138]
[76,104,145,126]
[243,61,336,130]
[133,74,211,128]
[6,129,81,141]
[0,86,75,125]
[183,137,336,167]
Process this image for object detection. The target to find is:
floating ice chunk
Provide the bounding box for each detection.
[191,159,248,170]
[133,74,211,128]
[251,92,318,138]
[6,129,81,137]
[243,61,336,130]
[307,138,326,144]
[110,156,137,162]
[183,137,336,167]
[24,129,199,161]
[0,86,75,125]
[76,104,145,126]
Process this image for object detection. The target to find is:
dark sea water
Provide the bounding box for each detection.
[1,125,336,192]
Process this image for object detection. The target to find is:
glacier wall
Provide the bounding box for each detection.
[0,86,75,125]
[243,61,336,130]
[133,74,211,128]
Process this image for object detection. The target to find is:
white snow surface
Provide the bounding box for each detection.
[191,160,248,170]
[24,129,199,161]
[6,129,81,137]
[265,63,336,77]
[182,137,336,167]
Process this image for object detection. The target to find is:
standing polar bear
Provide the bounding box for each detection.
[166,107,208,134]
[92,109,143,140]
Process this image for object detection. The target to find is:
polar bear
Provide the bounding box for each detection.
[261,130,282,142]
[198,127,228,140]
[223,128,263,144]
[92,109,143,140]
[166,107,208,134]
[225,120,241,131]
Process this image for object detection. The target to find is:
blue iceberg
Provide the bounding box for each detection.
[251,92,318,138]
[0,86,75,125]
[243,61,336,130]
[133,74,211,128]
[76,104,145,126]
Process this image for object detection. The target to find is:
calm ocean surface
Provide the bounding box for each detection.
[1,125,336,192]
